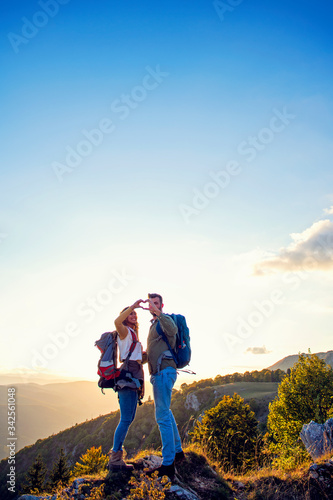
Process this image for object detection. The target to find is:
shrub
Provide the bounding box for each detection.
[191,393,260,472]
[267,353,333,468]
[73,446,108,476]
[128,471,170,500]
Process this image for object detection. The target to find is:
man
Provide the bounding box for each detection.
[145,293,184,479]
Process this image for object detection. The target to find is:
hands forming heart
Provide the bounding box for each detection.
[130,299,159,313]
[139,299,150,311]
[130,299,150,310]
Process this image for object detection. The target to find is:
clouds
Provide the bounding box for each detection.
[254,219,333,275]
[246,346,271,355]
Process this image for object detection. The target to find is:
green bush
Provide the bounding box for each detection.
[267,353,333,468]
[191,393,260,472]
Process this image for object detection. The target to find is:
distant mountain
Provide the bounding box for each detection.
[267,350,333,372]
[0,381,119,461]
[0,369,87,385]
[0,380,154,461]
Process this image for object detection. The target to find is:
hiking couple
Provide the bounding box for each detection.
[108,293,184,479]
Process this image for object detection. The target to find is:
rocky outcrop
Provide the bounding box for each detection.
[300,418,333,460]
[17,452,229,500]
[18,478,91,500]
[185,393,200,411]
[169,484,200,499]
[307,460,333,498]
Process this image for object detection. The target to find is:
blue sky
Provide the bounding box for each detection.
[1,0,333,383]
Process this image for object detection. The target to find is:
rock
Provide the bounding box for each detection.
[307,460,333,490]
[185,393,200,411]
[169,484,200,499]
[18,496,54,500]
[18,478,91,500]
[309,464,320,471]
[73,478,86,489]
[141,454,163,469]
[300,418,333,460]
[18,496,41,500]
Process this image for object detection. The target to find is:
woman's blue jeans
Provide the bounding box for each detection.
[150,367,182,465]
[112,388,137,452]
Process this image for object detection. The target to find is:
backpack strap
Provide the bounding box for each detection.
[156,317,196,375]
[156,319,178,369]
[156,350,174,373]
[124,328,138,359]
[118,327,138,373]
[115,329,144,405]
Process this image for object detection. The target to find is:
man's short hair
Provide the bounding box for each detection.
[148,293,163,307]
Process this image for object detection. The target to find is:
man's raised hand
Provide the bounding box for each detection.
[147,298,161,316]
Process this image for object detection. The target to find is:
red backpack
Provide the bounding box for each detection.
[95,330,139,394]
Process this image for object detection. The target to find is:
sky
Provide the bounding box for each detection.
[1,0,333,385]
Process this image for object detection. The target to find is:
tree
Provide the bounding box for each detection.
[49,448,71,487]
[231,372,243,383]
[271,369,285,382]
[73,446,108,476]
[243,371,253,382]
[191,393,260,471]
[21,454,47,494]
[267,353,333,466]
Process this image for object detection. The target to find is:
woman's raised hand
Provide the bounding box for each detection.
[130,299,149,310]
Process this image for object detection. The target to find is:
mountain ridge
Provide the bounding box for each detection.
[266,350,333,371]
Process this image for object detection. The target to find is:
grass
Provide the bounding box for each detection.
[129,447,162,460]
[214,382,279,400]
[182,442,333,499]
[210,450,333,499]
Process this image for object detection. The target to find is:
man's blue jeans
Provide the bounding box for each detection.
[113,388,137,452]
[150,366,182,465]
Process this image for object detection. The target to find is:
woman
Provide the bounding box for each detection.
[108,299,144,471]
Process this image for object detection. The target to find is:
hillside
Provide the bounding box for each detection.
[0,372,84,385]
[0,380,279,499]
[0,381,120,461]
[267,350,333,372]
[0,365,286,463]
[0,380,156,461]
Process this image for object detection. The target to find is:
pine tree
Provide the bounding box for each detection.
[21,454,47,494]
[49,448,71,487]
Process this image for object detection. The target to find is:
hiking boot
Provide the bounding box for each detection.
[107,450,134,471]
[175,450,185,463]
[148,461,175,480]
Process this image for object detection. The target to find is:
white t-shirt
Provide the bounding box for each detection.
[117,327,143,362]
